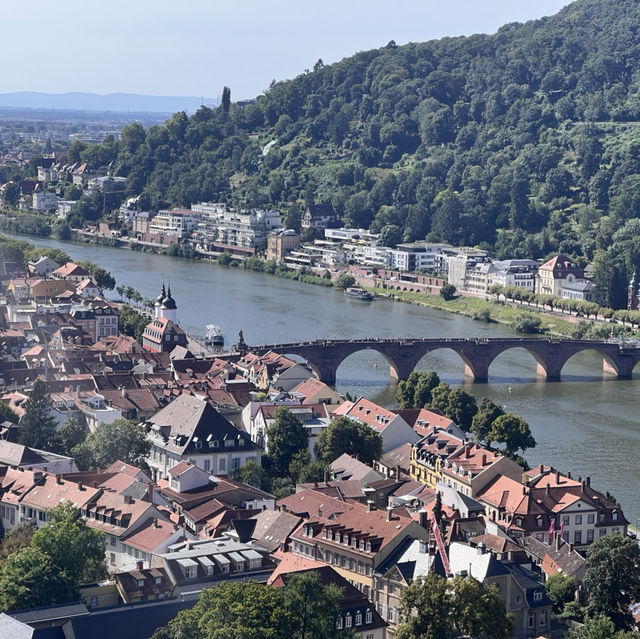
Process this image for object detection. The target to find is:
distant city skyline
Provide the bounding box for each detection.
[5,1,573,101]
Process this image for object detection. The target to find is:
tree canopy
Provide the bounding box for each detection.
[0,502,105,611]
[265,406,309,477]
[18,379,58,450]
[72,418,151,470]
[315,416,382,465]
[584,533,640,630]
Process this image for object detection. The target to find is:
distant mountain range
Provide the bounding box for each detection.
[0,92,219,114]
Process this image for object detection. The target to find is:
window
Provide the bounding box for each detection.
[528,612,536,628]
[184,565,196,579]
[562,516,569,525]
[516,595,521,604]
[574,530,582,544]
[533,591,542,602]
[224,439,234,448]
[536,518,543,528]
[536,533,544,541]
[137,579,145,587]
[612,512,619,521]
[204,459,210,472]
[600,528,607,537]
[219,458,226,472]
[588,513,595,524]
[232,457,241,471]
[356,612,362,626]
[575,514,582,525]
[110,535,116,546]
[326,551,332,563]
[540,611,547,626]
[587,529,594,542]
[38,510,46,522]
[366,635,374,639]
[599,513,605,523]
[336,618,343,630]
[366,609,373,624]
[345,614,352,628]
[110,553,116,565]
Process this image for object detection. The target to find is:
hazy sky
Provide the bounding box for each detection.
[4,0,573,100]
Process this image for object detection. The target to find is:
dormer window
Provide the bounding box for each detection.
[612,511,618,521]
[366,609,372,624]
[137,579,145,587]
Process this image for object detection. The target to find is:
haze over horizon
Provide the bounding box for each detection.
[4,0,572,102]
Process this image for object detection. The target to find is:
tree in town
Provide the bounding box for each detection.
[396,573,512,639]
[567,614,636,639]
[315,416,382,465]
[395,371,440,409]
[0,400,19,424]
[71,418,151,470]
[470,397,504,442]
[2,181,20,208]
[545,573,578,614]
[265,407,309,477]
[439,283,456,300]
[396,572,453,639]
[18,379,58,450]
[288,449,326,485]
[0,523,35,565]
[231,459,271,491]
[78,260,116,290]
[486,413,536,457]
[283,571,350,639]
[584,533,640,630]
[52,417,87,456]
[0,502,105,611]
[445,387,477,431]
[450,576,513,639]
[30,502,106,585]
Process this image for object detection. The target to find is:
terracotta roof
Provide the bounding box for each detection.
[20,473,100,511]
[121,517,179,553]
[343,397,400,432]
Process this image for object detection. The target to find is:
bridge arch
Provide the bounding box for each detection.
[558,347,626,380]
[486,346,548,381]
[413,346,480,382]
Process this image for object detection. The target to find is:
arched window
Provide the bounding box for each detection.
[366,609,373,624]
[355,611,362,626]
[345,613,352,628]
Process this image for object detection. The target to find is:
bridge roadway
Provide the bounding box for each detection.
[250,337,640,384]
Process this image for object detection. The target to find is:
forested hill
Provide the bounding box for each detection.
[62,0,640,306]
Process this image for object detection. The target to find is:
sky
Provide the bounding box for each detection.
[3,0,574,100]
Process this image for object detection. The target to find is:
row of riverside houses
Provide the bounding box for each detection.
[0,280,629,639]
[21,158,596,305]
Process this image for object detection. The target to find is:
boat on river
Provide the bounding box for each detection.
[344,287,374,301]
[205,324,224,346]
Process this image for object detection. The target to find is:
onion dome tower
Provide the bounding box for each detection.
[154,283,166,319]
[160,284,178,323]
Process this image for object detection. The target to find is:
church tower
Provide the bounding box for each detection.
[154,283,166,319]
[159,284,178,324]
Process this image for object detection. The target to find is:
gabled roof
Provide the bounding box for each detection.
[146,395,259,456]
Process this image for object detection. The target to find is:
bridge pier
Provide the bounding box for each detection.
[603,358,633,379]
[464,362,489,383]
[538,361,561,381]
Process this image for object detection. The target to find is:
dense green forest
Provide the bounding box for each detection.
[17,0,640,307]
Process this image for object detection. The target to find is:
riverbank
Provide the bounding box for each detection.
[4,224,638,342]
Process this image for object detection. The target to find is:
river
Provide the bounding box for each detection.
[7,234,640,525]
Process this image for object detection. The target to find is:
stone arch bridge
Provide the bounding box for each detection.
[250,337,640,384]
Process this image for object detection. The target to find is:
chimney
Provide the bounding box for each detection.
[386,506,393,522]
[153,518,159,528]
[136,560,143,571]
[465,446,470,459]
[477,542,485,555]
[78,481,84,491]
[367,500,374,513]
[396,464,401,479]
[124,494,133,504]
[481,454,487,466]
[522,484,526,495]
[555,471,561,484]
[418,509,427,528]
[546,484,551,496]
[507,551,514,561]
[585,476,590,487]
[146,482,154,501]
[567,472,572,479]
[317,507,323,518]
[55,474,62,485]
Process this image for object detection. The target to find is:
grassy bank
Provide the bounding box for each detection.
[373,289,587,339]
